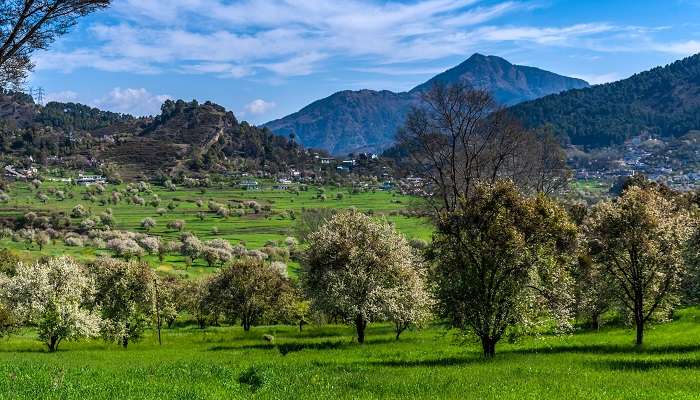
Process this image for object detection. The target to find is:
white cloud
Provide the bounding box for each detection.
[652,40,700,55]
[571,73,623,85]
[260,52,327,76]
[44,90,79,103]
[93,87,171,116]
[36,0,536,77]
[37,0,694,80]
[244,99,277,115]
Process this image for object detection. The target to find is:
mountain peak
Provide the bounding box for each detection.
[265,55,589,154]
[409,54,588,98]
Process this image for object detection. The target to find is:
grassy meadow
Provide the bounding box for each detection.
[0,179,432,276]
[1,308,700,399]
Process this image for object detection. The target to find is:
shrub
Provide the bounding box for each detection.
[141,217,157,231]
[71,204,89,218]
[64,236,84,247]
[107,238,145,260]
[167,220,185,232]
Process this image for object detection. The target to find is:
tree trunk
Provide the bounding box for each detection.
[480,336,497,358]
[395,323,406,340]
[635,292,644,346]
[591,313,601,331]
[635,318,644,346]
[242,318,251,332]
[122,336,129,349]
[355,315,367,344]
[48,335,58,352]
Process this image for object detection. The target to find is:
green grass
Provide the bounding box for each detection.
[0,181,431,276]
[1,309,700,399]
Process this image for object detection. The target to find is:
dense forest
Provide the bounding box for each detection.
[509,53,700,148]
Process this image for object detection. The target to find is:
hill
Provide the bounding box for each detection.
[264,54,588,154]
[100,99,315,176]
[509,53,700,148]
[0,94,314,177]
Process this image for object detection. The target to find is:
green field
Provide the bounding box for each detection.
[0,180,432,276]
[1,308,699,399]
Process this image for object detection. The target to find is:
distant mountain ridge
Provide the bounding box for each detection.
[508,53,700,148]
[264,54,589,154]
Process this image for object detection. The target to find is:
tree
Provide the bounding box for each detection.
[384,263,434,340]
[168,219,185,232]
[430,180,577,357]
[584,186,692,345]
[572,254,616,330]
[208,259,293,331]
[1,257,101,351]
[180,278,215,329]
[293,207,336,243]
[0,1,110,87]
[35,230,49,250]
[682,228,700,305]
[89,258,155,348]
[106,238,145,261]
[396,83,569,212]
[180,233,203,263]
[141,217,156,231]
[302,209,423,343]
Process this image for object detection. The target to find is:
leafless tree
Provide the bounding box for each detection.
[0,0,110,88]
[396,82,569,212]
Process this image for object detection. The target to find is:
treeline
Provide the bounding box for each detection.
[509,53,700,147]
[37,102,137,132]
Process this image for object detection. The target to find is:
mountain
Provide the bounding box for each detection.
[265,90,416,155]
[264,54,589,155]
[509,53,700,148]
[411,54,589,105]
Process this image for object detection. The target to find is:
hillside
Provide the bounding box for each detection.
[0,94,313,177]
[101,99,313,176]
[509,53,700,148]
[265,54,589,154]
[411,54,588,104]
[264,90,416,155]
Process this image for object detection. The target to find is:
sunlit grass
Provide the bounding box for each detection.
[0,309,699,399]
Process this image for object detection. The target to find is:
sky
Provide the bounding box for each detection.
[26,0,700,124]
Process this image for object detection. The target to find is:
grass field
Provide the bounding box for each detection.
[0,180,432,276]
[0,308,699,399]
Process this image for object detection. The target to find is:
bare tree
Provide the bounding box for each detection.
[396,82,569,212]
[0,0,110,87]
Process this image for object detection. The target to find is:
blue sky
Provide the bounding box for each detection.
[27,0,700,124]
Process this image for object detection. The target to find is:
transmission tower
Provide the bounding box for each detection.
[33,87,44,105]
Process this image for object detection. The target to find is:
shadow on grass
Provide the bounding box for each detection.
[209,341,345,355]
[370,356,482,368]
[209,337,409,354]
[594,358,700,371]
[505,343,700,356]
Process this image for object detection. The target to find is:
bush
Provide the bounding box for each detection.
[141,217,157,231]
[167,220,185,232]
[71,204,89,218]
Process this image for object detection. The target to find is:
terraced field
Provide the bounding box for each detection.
[0,179,431,276]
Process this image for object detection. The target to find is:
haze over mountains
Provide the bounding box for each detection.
[264,54,589,155]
